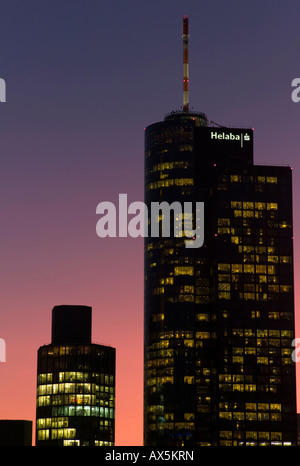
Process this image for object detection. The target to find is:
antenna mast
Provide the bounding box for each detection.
[183,15,189,112]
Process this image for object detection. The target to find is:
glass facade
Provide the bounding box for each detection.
[213,165,295,446]
[36,344,115,446]
[144,111,297,446]
[36,306,115,446]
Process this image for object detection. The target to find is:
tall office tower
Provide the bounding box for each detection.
[144,17,297,446]
[36,305,115,446]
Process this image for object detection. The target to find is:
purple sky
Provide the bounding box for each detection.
[0,0,300,445]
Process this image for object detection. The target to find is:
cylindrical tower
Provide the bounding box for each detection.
[36,305,116,446]
[144,111,211,446]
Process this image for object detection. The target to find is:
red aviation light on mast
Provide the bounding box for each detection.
[183,15,189,113]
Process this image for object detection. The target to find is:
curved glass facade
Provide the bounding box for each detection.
[36,343,115,446]
[144,112,210,446]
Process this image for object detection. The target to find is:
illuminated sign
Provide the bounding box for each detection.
[210,130,251,148]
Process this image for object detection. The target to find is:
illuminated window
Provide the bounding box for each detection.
[245,384,256,392]
[258,403,269,411]
[152,314,165,322]
[255,265,267,274]
[243,246,255,253]
[234,210,242,217]
[231,201,242,209]
[218,263,231,272]
[257,357,268,365]
[232,264,243,273]
[255,211,265,218]
[219,375,232,383]
[259,432,270,440]
[219,412,232,420]
[258,412,269,421]
[37,430,50,441]
[184,413,195,421]
[246,431,257,439]
[280,285,292,293]
[220,431,232,439]
[196,314,209,321]
[268,266,276,275]
[246,403,257,411]
[160,277,174,285]
[218,227,231,234]
[218,218,230,226]
[233,412,244,420]
[232,356,243,364]
[266,177,277,183]
[179,145,193,152]
[218,283,231,291]
[181,285,194,293]
[184,376,195,384]
[267,203,278,210]
[232,329,243,336]
[244,264,254,273]
[147,178,194,190]
[280,256,292,263]
[233,384,244,392]
[255,202,266,210]
[174,266,194,275]
[271,432,282,441]
[196,332,210,339]
[268,285,279,293]
[158,161,175,170]
[268,255,278,263]
[219,292,231,300]
[279,221,291,228]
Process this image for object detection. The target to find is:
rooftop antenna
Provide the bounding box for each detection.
[183,15,189,112]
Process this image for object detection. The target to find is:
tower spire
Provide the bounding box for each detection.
[183,15,189,112]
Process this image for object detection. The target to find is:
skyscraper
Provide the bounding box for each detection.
[36,305,115,446]
[144,17,297,446]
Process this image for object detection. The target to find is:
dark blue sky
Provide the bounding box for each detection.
[1,1,300,172]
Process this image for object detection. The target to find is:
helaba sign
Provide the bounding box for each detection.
[210,130,251,148]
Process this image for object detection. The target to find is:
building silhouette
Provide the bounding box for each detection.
[36,305,115,446]
[0,420,32,446]
[144,17,297,446]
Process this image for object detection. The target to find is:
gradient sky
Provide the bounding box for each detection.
[1,0,300,446]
